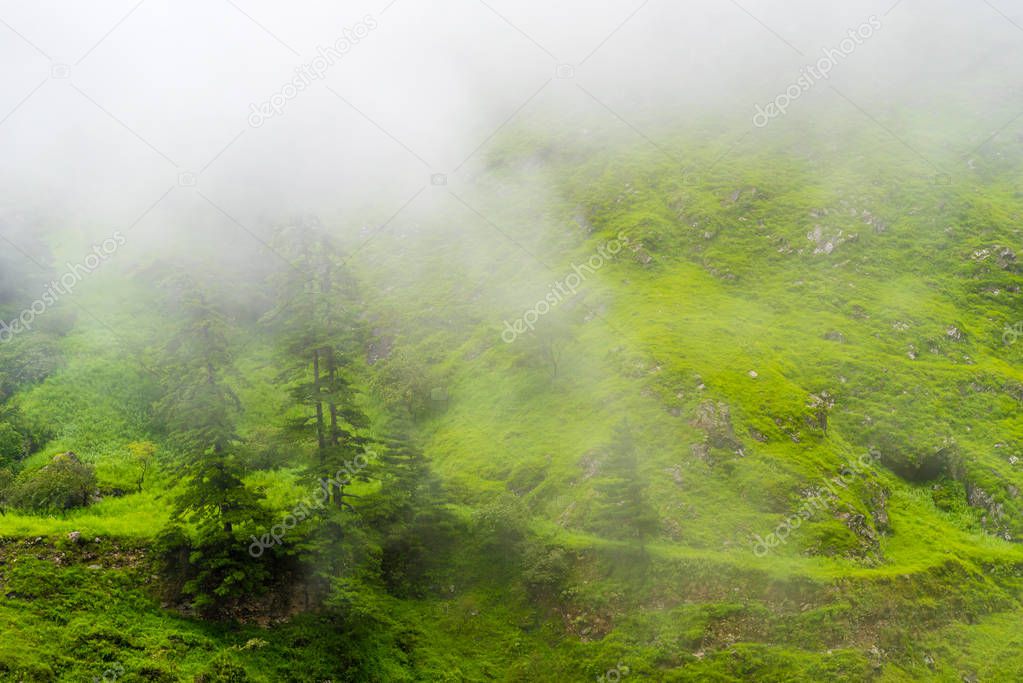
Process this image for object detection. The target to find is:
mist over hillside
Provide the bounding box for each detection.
[2,1,1023,681]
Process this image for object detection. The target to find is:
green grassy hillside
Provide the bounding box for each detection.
[2,112,1023,681]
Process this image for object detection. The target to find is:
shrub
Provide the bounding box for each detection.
[0,422,24,465]
[194,656,251,683]
[0,466,12,514]
[370,350,434,417]
[8,452,97,514]
[522,543,572,600]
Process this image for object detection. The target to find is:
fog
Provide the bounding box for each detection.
[3,4,1023,676]
[2,0,1021,270]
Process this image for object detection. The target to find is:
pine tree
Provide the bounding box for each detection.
[374,411,431,516]
[364,411,453,597]
[262,219,369,505]
[155,273,240,461]
[592,420,659,548]
[153,271,273,614]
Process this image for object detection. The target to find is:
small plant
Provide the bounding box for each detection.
[127,440,156,493]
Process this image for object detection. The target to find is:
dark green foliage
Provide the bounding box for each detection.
[153,274,275,615]
[7,452,96,513]
[194,656,251,682]
[262,218,363,371]
[364,415,459,597]
[590,421,659,545]
[154,274,241,457]
[0,407,52,459]
[471,493,531,579]
[263,221,371,509]
[370,350,434,417]
[0,465,13,514]
[159,465,278,615]
[521,543,572,601]
[0,421,24,465]
[177,527,274,616]
[0,335,64,402]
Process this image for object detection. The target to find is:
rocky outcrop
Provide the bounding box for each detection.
[692,401,741,453]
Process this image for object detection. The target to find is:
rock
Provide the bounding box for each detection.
[690,443,710,463]
[748,370,758,378]
[806,392,835,432]
[365,330,394,365]
[946,325,965,342]
[87,564,102,570]
[844,512,878,544]
[692,401,739,449]
[807,225,848,255]
[967,485,1006,533]
[868,484,891,533]
[573,208,594,234]
[67,531,82,544]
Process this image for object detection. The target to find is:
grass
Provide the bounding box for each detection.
[2,110,1023,679]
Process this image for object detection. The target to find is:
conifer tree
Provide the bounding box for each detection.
[153,271,273,613]
[592,420,659,548]
[263,218,369,505]
[364,411,454,597]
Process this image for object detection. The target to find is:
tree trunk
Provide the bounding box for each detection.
[326,346,340,447]
[313,349,326,464]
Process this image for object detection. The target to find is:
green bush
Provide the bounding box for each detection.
[0,421,24,465]
[521,542,572,600]
[8,452,97,513]
[194,655,251,682]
